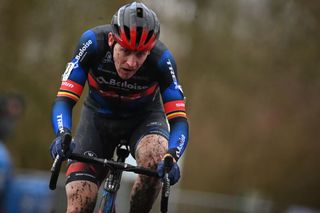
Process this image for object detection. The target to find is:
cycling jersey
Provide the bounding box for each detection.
[51,25,189,160]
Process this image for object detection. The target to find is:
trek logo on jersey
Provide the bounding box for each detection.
[176,134,186,158]
[56,114,64,134]
[75,40,93,61]
[166,59,184,93]
[96,77,148,90]
[167,59,177,83]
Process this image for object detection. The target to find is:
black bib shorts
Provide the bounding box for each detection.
[65,100,169,186]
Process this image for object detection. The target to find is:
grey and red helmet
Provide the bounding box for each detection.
[111,2,160,51]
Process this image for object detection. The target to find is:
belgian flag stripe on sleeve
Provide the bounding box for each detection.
[164,100,187,120]
[57,91,80,101]
[56,80,83,102]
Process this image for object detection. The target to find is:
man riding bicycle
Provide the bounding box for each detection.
[50,2,189,212]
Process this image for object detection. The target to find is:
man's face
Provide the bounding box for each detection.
[108,33,150,80]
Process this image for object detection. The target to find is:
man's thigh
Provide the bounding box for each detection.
[129,111,169,161]
[135,134,168,168]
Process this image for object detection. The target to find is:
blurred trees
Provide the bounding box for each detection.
[1,0,320,210]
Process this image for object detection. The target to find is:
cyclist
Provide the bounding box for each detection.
[50,2,189,212]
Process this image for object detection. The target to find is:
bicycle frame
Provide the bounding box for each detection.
[98,144,129,213]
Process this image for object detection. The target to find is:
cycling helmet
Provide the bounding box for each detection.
[111,2,160,51]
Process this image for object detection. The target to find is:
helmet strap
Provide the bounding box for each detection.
[110,40,117,60]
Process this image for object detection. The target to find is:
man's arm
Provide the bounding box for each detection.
[158,49,189,161]
[163,90,189,161]
[51,29,98,135]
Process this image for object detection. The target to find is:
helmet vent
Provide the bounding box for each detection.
[145,30,154,44]
[137,7,143,18]
[136,27,143,45]
[113,24,120,36]
[124,26,131,41]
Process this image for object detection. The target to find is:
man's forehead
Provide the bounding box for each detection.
[118,45,149,54]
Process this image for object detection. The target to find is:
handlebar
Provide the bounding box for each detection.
[49,145,159,190]
[68,153,159,177]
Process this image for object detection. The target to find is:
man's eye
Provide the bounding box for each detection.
[136,52,146,57]
[121,48,130,54]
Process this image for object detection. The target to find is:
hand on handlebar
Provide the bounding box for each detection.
[49,129,75,160]
[157,154,180,185]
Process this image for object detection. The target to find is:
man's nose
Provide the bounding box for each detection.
[126,55,138,68]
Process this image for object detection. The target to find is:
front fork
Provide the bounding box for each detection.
[99,146,129,213]
[99,170,123,213]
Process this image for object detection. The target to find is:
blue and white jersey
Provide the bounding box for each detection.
[51,25,189,160]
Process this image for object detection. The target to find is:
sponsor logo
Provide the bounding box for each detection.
[176,134,186,158]
[75,40,92,61]
[146,121,163,127]
[61,40,92,81]
[96,77,148,90]
[61,81,74,88]
[102,51,112,63]
[166,59,184,93]
[167,59,177,83]
[97,66,116,74]
[84,151,97,157]
[75,173,96,179]
[62,62,75,81]
[176,102,185,107]
[57,114,64,134]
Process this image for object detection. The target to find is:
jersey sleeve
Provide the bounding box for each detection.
[51,29,98,135]
[157,49,189,161]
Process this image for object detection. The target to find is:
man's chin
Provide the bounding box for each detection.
[118,70,136,80]
[119,75,131,80]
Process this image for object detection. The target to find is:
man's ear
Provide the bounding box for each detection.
[108,32,115,47]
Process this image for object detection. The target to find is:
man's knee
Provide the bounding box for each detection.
[66,180,98,213]
[135,134,168,169]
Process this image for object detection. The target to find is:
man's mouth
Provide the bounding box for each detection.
[122,68,135,72]
[117,67,137,79]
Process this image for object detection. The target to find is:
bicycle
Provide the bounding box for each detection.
[49,133,173,213]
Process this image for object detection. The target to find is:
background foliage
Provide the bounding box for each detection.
[1,0,320,211]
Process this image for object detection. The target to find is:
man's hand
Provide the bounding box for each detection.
[157,154,181,185]
[49,130,74,160]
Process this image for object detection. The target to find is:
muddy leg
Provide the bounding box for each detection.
[65,180,98,213]
[129,134,168,213]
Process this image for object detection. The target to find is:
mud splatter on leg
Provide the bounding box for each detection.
[66,180,98,213]
[130,134,168,213]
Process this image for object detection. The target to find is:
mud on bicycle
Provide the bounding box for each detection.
[49,133,173,213]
